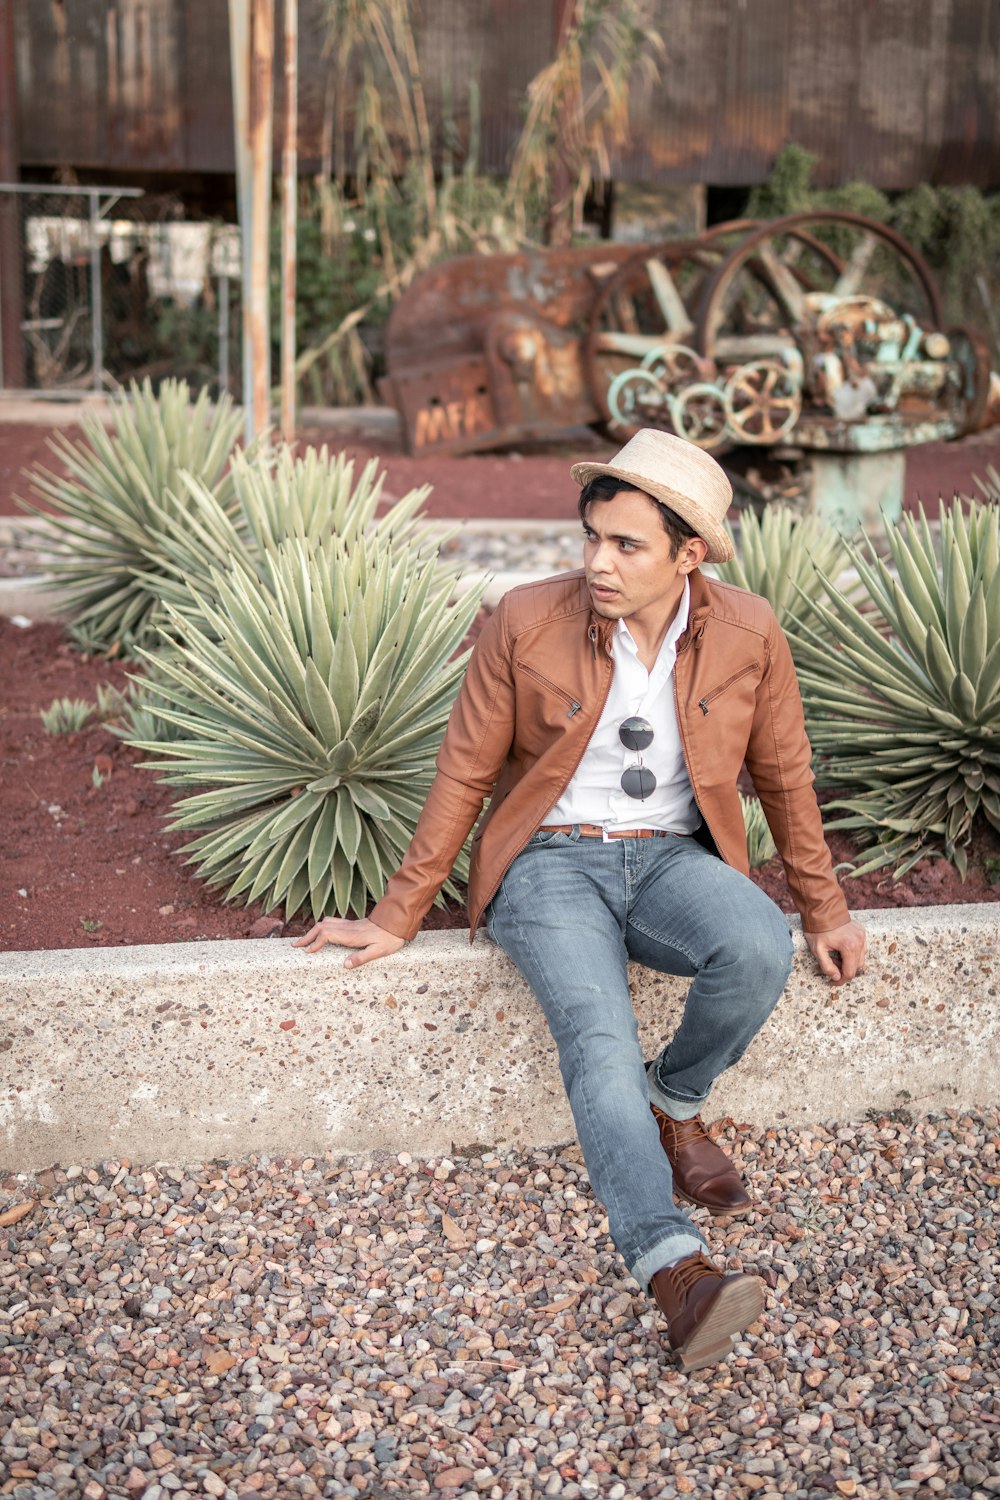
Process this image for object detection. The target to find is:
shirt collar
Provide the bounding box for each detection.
[615,576,691,660]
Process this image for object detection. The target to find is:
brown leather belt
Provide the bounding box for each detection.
[538,824,678,840]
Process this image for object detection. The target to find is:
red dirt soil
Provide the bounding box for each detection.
[0,618,474,953]
[2,614,997,955]
[0,420,590,523]
[5,415,1000,522]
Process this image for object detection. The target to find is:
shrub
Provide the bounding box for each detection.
[114,444,442,747]
[40,697,94,734]
[105,671,187,747]
[131,530,484,920]
[144,444,435,626]
[105,445,444,750]
[715,507,858,651]
[21,378,245,657]
[94,683,131,725]
[41,684,133,736]
[793,500,1000,879]
[741,792,776,868]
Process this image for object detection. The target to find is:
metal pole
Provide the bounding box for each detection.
[219,270,230,394]
[248,0,274,440]
[89,190,103,390]
[0,0,24,390]
[280,0,298,444]
[228,0,254,436]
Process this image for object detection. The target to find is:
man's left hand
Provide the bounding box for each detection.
[803,919,868,986]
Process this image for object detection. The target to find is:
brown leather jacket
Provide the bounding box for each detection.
[371,568,850,941]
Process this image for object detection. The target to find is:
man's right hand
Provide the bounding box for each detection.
[292,917,406,968]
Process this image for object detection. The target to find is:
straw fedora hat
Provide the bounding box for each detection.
[570,429,734,564]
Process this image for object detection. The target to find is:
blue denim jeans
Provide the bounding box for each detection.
[485,828,793,1289]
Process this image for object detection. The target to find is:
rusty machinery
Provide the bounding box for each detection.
[380,211,993,467]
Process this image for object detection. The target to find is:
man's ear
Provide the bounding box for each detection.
[679,536,709,573]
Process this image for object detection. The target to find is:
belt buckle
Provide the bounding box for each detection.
[602,825,613,842]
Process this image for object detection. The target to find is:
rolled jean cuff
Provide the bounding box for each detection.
[646,1063,709,1122]
[631,1231,708,1292]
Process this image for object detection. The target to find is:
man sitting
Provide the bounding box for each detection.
[297,429,867,1371]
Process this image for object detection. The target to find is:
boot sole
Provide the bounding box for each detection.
[675,1186,754,1218]
[674,1275,765,1372]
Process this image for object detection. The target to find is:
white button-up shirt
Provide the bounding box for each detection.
[544,579,700,834]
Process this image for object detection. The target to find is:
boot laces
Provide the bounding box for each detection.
[672,1252,720,1295]
[659,1112,711,1150]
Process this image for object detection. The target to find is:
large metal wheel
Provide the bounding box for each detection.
[606,367,670,429]
[694,211,944,366]
[587,220,841,438]
[669,383,730,451]
[585,222,756,436]
[723,360,802,444]
[639,342,704,392]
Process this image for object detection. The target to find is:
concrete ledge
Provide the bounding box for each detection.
[0,394,114,425]
[10,521,986,1164]
[1,905,996,1171]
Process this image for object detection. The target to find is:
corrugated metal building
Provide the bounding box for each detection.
[6,0,1000,193]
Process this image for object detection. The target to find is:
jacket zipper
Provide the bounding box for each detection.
[698,661,759,716]
[515,659,582,717]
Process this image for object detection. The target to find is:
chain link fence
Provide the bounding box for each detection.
[0,184,242,398]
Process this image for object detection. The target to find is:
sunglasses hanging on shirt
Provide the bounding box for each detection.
[619,716,656,800]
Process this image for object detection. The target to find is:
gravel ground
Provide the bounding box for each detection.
[436,525,583,577]
[1,1111,998,1500]
[0,518,584,584]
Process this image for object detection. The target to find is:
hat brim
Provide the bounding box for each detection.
[570,459,735,565]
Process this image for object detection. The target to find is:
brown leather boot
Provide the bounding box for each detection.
[651,1252,764,1371]
[650,1104,754,1216]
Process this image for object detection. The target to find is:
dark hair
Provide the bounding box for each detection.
[578,474,697,559]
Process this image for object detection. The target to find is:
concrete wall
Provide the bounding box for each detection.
[1,905,997,1171]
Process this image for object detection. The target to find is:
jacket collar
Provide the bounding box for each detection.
[688,566,712,611]
[585,567,712,651]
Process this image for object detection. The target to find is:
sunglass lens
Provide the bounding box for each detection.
[619,716,654,752]
[620,764,657,800]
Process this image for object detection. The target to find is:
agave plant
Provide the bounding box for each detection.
[21,378,245,655]
[793,499,1000,879]
[39,697,95,735]
[110,671,184,746]
[131,532,483,920]
[740,792,777,868]
[716,506,858,648]
[117,445,448,745]
[142,444,438,626]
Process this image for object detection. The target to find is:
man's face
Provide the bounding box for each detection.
[582,487,699,625]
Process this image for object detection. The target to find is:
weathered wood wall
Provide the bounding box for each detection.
[10,0,1000,189]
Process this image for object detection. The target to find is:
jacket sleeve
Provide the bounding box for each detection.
[368,601,518,940]
[745,615,851,933]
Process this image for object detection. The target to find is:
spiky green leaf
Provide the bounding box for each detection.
[799,498,1000,883]
[128,505,485,920]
